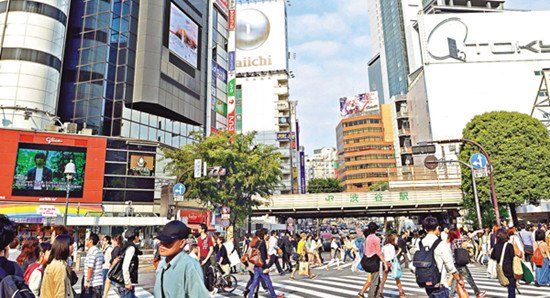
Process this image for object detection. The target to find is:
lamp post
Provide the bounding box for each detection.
[63,160,76,226]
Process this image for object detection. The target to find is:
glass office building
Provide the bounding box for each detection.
[59,0,208,148]
[380,0,409,97]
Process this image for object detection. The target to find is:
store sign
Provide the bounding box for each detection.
[212,61,228,83]
[421,12,550,64]
[276,132,295,141]
[45,137,62,144]
[228,52,236,71]
[178,210,207,224]
[36,205,60,217]
[229,10,236,30]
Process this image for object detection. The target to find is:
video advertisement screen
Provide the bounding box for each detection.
[168,2,199,68]
[12,143,87,198]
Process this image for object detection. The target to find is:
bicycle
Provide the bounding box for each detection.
[212,263,238,293]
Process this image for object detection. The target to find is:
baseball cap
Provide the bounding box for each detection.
[156,220,190,244]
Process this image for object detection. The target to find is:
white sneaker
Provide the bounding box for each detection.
[209,288,218,297]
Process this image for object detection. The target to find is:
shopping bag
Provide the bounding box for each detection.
[487,258,497,279]
[513,256,523,280]
[497,243,510,286]
[521,261,535,284]
[298,261,309,276]
[390,256,402,279]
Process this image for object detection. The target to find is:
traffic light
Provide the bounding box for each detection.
[207,167,226,177]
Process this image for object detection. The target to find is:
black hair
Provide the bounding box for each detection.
[34,152,47,160]
[496,228,509,244]
[367,222,378,234]
[39,242,52,253]
[199,224,208,232]
[48,234,73,264]
[0,214,16,250]
[271,230,277,236]
[535,229,546,242]
[422,216,438,232]
[103,235,112,245]
[89,233,100,246]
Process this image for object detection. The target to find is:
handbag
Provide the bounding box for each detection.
[107,256,124,284]
[248,247,264,268]
[497,243,510,286]
[456,282,470,298]
[430,287,449,298]
[521,261,535,284]
[298,261,309,276]
[513,256,523,280]
[360,254,380,273]
[390,256,402,279]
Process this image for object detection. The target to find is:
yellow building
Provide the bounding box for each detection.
[336,104,396,192]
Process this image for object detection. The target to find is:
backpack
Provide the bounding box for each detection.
[413,239,442,288]
[0,258,34,298]
[532,245,544,267]
[453,241,470,267]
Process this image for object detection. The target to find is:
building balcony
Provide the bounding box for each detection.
[399,127,411,136]
[274,85,289,95]
[277,101,290,111]
[401,146,413,154]
[397,110,409,118]
[394,95,407,103]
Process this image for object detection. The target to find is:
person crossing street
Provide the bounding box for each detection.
[83,233,104,297]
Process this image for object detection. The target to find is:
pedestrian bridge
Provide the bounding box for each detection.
[251,188,463,218]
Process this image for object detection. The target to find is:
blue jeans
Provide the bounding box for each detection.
[102,269,109,286]
[343,249,353,262]
[248,267,277,298]
[114,283,136,298]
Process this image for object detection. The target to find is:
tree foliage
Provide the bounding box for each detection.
[459,112,550,226]
[368,181,389,192]
[163,131,282,225]
[307,178,343,193]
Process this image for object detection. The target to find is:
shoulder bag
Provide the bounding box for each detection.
[497,243,510,286]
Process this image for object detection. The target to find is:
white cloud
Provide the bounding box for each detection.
[352,35,370,49]
[289,13,349,39]
[293,40,342,58]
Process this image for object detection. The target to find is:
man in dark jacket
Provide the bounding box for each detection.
[397,230,410,270]
[114,228,142,298]
[26,152,53,190]
[0,215,23,279]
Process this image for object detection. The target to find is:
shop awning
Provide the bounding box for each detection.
[66,216,178,226]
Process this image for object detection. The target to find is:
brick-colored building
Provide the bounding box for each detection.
[336,105,397,192]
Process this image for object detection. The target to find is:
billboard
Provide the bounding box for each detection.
[169,2,199,68]
[418,11,550,65]
[12,143,86,198]
[339,92,379,117]
[235,0,287,73]
[0,129,107,204]
[128,154,155,177]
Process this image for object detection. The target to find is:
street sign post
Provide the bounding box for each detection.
[194,159,202,178]
[424,155,439,170]
[470,153,488,169]
[173,183,186,196]
[473,167,489,178]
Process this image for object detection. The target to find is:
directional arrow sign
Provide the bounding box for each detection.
[470,153,488,170]
[173,183,186,196]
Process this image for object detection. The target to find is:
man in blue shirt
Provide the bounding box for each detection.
[154,221,209,298]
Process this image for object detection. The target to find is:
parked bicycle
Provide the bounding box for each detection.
[212,263,238,293]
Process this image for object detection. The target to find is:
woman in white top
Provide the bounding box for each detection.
[326,237,341,271]
[378,234,405,298]
[24,242,51,296]
[101,236,114,285]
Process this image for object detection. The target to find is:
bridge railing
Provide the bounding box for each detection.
[257,189,462,211]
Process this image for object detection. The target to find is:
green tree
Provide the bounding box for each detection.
[307,178,343,193]
[459,111,550,227]
[368,181,389,192]
[163,131,282,225]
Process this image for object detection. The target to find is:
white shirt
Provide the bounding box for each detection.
[34,168,43,190]
[28,264,43,296]
[123,246,136,285]
[415,234,457,288]
[268,236,279,256]
[382,244,396,261]
[7,249,20,262]
[331,240,339,250]
[102,245,113,270]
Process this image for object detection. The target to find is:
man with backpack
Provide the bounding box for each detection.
[113,228,142,298]
[413,217,463,298]
[0,214,32,297]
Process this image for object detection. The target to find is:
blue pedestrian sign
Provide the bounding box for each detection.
[470,153,488,169]
[173,183,186,196]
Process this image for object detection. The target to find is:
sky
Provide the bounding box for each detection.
[287,0,550,155]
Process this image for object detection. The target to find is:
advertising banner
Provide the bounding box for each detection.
[229,9,236,30]
[236,0,288,72]
[299,150,306,194]
[128,154,155,177]
[276,132,295,141]
[212,61,228,83]
[0,129,107,204]
[168,3,199,68]
[339,92,379,117]
[228,52,236,71]
[215,99,227,115]
[214,0,228,16]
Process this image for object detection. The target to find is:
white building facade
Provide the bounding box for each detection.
[305,147,337,181]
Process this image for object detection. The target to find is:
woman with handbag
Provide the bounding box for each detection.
[490,229,517,298]
[246,229,284,298]
[358,222,388,298]
[448,229,486,298]
[533,229,550,286]
[378,234,405,298]
[41,234,75,297]
[290,233,316,280]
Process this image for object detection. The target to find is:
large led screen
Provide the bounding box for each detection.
[169,2,199,68]
[12,143,87,198]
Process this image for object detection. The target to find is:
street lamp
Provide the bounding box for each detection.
[63,160,76,226]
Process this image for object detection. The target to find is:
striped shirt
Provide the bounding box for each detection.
[84,245,104,287]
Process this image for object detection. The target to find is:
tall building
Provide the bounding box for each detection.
[207,0,230,134]
[305,147,337,181]
[336,93,396,192]
[0,0,71,130]
[235,0,300,194]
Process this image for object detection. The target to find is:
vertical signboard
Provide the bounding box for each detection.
[236,85,242,132]
[227,0,237,132]
[299,150,306,194]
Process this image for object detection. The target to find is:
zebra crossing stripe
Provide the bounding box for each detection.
[269,281,348,298]
[323,276,428,296]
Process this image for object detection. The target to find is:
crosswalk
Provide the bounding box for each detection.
[74,285,153,298]
[217,264,548,298]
